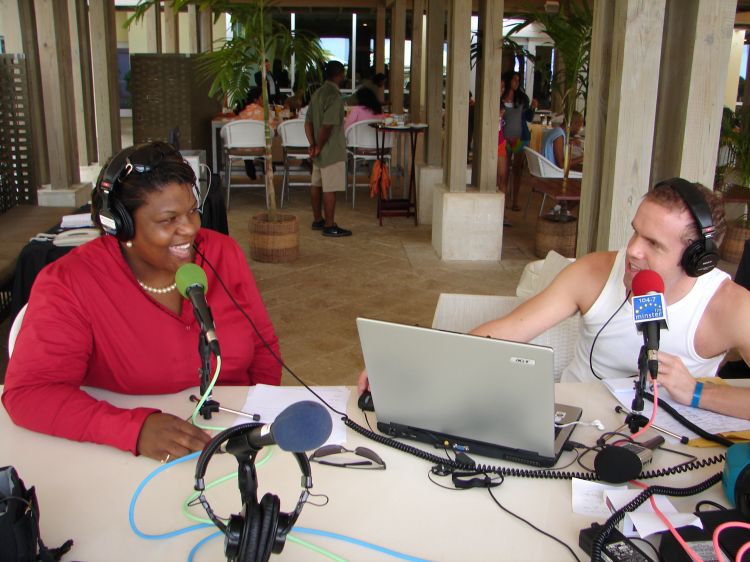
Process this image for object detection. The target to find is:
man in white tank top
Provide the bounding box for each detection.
[470,180,750,421]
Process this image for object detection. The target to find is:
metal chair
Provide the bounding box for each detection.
[276,119,311,207]
[220,119,267,210]
[523,147,582,218]
[345,119,393,207]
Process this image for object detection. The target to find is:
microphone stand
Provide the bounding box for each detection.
[626,345,650,433]
[197,330,220,419]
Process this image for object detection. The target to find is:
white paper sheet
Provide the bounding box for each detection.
[60,213,94,228]
[236,384,350,446]
[571,478,628,517]
[603,378,750,442]
[605,488,702,538]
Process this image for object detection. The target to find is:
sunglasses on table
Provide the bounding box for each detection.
[309,445,386,469]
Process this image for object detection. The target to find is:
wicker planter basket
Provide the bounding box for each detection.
[249,213,299,263]
[721,222,750,264]
[535,214,577,259]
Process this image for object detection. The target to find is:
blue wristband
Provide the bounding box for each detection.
[690,381,704,408]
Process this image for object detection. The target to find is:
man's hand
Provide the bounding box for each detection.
[357,370,370,395]
[653,351,697,405]
[308,144,320,158]
[137,412,211,462]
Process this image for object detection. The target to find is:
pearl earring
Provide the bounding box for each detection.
[125,240,133,248]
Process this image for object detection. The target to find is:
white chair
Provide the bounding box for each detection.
[276,119,311,207]
[220,119,268,211]
[8,303,27,358]
[345,119,394,207]
[523,147,583,218]
[431,251,579,381]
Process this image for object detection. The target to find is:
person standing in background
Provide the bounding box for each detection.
[501,71,537,212]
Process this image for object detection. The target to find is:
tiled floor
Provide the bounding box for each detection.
[224,180,539,387]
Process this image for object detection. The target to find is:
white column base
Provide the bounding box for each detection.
[37,182,91,208]
[417,164,443,225]
[431,185,505,261]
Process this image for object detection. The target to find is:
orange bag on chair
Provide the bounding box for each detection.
[369,160,391,200]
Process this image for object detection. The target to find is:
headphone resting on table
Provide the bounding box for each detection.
[194,423,313,562]
[93,143,200,241]
[655,177,719,277]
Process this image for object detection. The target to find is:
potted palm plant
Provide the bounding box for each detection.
[719,108,750,263]
[129,0,327,263]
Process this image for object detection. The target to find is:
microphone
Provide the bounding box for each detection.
[632,270,668,379]
[224,401,333,455]
[176,263,219,354]
[594,435,665,483]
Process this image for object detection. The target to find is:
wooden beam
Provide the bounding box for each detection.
[443,0,471,192]
[409,0,425,121]
[164,0,179,53]
[474,0,503,193]
[390,0,406,113]
[34,0,80,188]
[68,0,97,165]
[187,4,199,53]
[144,0,162,53]
[597,0,666,250]
[425,0,445,166]
[89,0,121,161]
[198,5,213,52]
[375,1,386,74]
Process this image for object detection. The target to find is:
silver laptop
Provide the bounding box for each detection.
[357,318,582,467]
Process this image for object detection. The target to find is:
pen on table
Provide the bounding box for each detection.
[614,405,690,444]
[189,395,261,421]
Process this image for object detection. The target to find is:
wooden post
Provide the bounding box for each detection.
[144,0,162,53]
[198,6,213,53]
[390,0,406,114]
[443,0,471,192]
[651,0,735,188]
[473,0,503,193]
[576,0,614,255]
[89,0,121,163]
[425,0,445,167]
[164,0,179,54]
[409,0,425,122]
[376,1,386,75]
[597,0,666,250]
[34,0,80,189]
[68,0,97,165]
[187,5,198,54]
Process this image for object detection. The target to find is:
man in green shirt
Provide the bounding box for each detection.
[304,61,352,237]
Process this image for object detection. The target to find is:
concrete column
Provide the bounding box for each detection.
[68,0,97,165]
[198,6,213,52]
[89,0,121,164]
[34,0,89,206]
[375,1,385,75]
[163,0,179,54]
[144,0,162,53]
[409,0,425,122]
[651,0,735,188]
[442,0,471,192]
[390,0,406,114]
[473,0,503,193]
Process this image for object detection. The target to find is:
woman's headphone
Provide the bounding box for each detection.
[655,177,720,277]
[93,143,200,241]
[194,423,313,562]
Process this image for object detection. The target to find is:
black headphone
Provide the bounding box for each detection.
[655,177,719,277]
[194,423,312,562]
[93,143,200,241]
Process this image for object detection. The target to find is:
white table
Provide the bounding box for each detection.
[0,383,731,561]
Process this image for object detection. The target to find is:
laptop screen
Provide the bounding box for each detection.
[357,318,559,458]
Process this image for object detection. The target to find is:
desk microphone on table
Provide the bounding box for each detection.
[594,435,665,483]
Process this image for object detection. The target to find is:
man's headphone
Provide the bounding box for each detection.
[655,177,720,277]
[194,423,312,562]
[93,142,200,241]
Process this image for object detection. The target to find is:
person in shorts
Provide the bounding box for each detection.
[304,61,352,237]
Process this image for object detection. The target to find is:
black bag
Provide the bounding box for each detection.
[0,466,73,562]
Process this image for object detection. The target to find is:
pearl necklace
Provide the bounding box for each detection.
[138,279,177,295]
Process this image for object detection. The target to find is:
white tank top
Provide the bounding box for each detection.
[561,249,729,382]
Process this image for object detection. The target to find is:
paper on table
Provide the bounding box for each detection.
[605,488,702,538]
[60,213,94,229]
[603,378,750,442]
[571,478,628,517]
[236,384,350,446]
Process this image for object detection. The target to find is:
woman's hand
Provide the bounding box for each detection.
[137,412,212,462]
[357,370,370,395]
[653,351,696,405]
